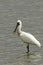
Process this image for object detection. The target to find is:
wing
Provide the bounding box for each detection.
[20,31,41,47]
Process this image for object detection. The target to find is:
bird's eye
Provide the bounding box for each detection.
[17,22,20,25]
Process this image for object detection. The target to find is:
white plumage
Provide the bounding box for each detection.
[19,31,41,47]
[14,20,41,53]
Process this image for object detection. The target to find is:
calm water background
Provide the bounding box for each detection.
[0,0,43,65]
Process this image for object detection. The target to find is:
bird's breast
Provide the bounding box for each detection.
[17,31,22,36]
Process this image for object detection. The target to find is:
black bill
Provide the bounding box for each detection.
[13,22,19,32]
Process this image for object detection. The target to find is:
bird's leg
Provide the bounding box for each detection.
[26,44,29,53]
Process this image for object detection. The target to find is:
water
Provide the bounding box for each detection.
[0,0,43,65]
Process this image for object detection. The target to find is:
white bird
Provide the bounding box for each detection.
[13,20,41,53]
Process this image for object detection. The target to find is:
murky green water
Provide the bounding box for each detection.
[0,0,43,65]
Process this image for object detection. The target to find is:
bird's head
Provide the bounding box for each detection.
[13,20,22,33]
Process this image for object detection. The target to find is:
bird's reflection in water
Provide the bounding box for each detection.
[15,52,41,65]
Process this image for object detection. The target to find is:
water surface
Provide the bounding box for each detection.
[0,0,43,65]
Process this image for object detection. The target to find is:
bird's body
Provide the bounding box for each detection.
[14,20,41,53]
[19,31,41,47]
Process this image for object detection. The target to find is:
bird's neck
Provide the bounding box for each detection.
[17,29,22,36]
[17,25,22,36]
[17,26,22,36]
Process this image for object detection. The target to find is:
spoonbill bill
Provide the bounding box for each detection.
[13,20,41,53]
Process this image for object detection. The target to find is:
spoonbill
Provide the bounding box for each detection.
[13,20,41,53]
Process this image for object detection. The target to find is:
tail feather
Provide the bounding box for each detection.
[36,41,41,47]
